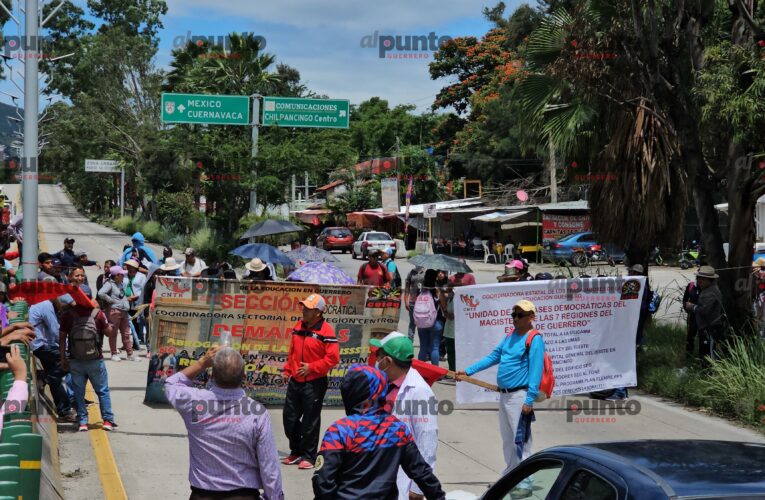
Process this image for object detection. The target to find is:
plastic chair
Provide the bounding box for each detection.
[482,243,497,263]
[0,456,19,468]
[503,244,515,262]
[0,466,20,484]
[0,482,17,498]
[471,238,483,257]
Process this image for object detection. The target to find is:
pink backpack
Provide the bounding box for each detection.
[413,292,437,328]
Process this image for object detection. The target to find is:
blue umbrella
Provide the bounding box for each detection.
[286,246,338,264]
[229,243,293,266]
[286,262,355,285]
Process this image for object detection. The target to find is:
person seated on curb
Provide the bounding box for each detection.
[371,332,438,500]
[164,345,284,500]
[312,364,445,500]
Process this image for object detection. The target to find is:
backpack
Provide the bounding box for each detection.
[68,309,101,361]
[413,292,438,329]
[386,260,402,289]
[524,330,555,401]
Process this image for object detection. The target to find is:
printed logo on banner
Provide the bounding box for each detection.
[620,280,642,300]
[459,294,480,310]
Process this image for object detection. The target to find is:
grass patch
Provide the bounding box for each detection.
[112,216,137,235]
[138,220,164,243]
[638,321,765,429]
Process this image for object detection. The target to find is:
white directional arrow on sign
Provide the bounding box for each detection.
[339,110,346,117]
[178,104,186,113]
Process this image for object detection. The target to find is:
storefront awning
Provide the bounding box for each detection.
[471,210,530,222]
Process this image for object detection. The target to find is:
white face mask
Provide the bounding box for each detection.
[375,357,386,373]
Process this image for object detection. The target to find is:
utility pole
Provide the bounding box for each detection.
[22,0,40,282]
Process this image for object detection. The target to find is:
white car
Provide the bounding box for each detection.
[351,231,397,259]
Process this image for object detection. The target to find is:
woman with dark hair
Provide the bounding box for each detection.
[96,260,116,296]
[417,269,446,365]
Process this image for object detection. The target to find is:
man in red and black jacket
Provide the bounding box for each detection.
[312,364,445,500]
[282,293,340,470]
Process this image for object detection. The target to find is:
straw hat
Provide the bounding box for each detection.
[160,257,181,271]
[245,258,267,273]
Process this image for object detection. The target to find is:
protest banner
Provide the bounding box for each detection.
[144,277,401,405]
[542,214,591,240]
[454,276,645,404]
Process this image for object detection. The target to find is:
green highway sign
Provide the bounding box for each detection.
[261,97,349,128]
[161,93,250,125]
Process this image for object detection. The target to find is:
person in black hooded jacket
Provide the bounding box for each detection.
[312,364,445,500]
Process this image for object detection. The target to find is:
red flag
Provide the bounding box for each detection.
[369,346,448,386]
[9,281,95,308]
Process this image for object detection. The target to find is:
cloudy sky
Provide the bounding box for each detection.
[159,0,527,112]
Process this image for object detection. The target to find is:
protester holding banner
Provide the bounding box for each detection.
[456,299,544,486]
[371,332,438,500]
[282,294,340,470]
[685,266,725,361]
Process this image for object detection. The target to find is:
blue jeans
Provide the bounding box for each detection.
[69,358,114,425]
[417,319,444,365]
[129,317,140,349]
[407,305,416,340]
[33,345,72,415]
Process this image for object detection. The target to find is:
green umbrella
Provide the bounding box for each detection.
[408,254,473,273]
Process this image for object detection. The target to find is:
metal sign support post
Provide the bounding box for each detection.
[250,95,261,213]
[120,168,125,217]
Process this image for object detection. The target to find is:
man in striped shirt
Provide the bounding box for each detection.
[165,346,284,500]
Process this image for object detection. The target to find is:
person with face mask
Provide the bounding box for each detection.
[370,332,438,500]
[282,294,340,470]
[312,364,444,500]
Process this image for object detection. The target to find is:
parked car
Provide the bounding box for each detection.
[542,232,625,264]
[316,227,354,253]
[461,440,765,499]
[351,231,396,259]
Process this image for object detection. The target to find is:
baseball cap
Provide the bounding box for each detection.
[58,294,74,305]
[513,299,537,314]
[370,331,414,362]
[109,265,128,276]
[629,264,644,274]
[64,237,75,243]
[299,294,326,311]
[184,247,195,256]
[52,258,62,266]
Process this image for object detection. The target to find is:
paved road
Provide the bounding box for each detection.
[8,184,763,499]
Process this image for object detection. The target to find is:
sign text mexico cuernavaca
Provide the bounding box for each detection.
[161,93,250,125]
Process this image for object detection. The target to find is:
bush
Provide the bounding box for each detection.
[113,216,137,235]
[638,322,765,429]
[138,220,164,243]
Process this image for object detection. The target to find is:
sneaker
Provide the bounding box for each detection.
[281,455,301,465]
[84,398,95,406]
[102,420,118,431]
[297,460,314,470]
[78,424,88,432]
[110,354,122,362]
[128,354,140,362]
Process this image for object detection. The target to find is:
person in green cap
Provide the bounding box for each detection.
[370,331,438,500]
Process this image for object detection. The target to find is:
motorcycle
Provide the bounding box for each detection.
[678,241,701,269]
[571,244,612,268]
[649,246,663,265]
